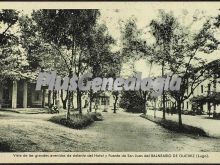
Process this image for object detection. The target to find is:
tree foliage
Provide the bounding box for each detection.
[150,10,219,126]
[119,91,145,113]
[0,9,30,81]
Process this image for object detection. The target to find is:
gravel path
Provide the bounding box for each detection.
[0,110,220,152]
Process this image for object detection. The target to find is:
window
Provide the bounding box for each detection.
[201,85,203,93]
[187,102,189,109]
[208,84,211,94]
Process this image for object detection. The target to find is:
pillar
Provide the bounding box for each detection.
[23,81,27,108]
[12,80,17,109]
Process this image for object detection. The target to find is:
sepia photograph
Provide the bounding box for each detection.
[0,1,220,163]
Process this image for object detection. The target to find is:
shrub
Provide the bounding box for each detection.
[140,114,208,137]
[213,112,220,119]
[165,107,171,113]
[89,112,104,121]
[182,110,196,116]
[119,91,145,113]
[170,106,177,114]
[0,141,11,152]
[49,112,103,129]
[158,107,163,111]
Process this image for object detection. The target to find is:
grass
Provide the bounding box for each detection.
[140,114,208,137]
[0,141,11,152]
[49,112,103,129]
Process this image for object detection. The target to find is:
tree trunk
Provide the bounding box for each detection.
[208,102,211,117]
[162,93,166,119]
[54,91,57,105]
[177,100,183,128]
[53,90,59,110]
[162,62,166,120]
[89,89,93,112]
[154,100,157,118]
[71,94,74,110]
[66,91,71,120]
[113,94,118,113]
[77,88,82,114]
[213,104,216,118]
[55,91,60,111]
[61,89,67,109]
[48,90,52,108]
[42,88,46,108]
[143,92,147,115]
[67,70,74,119]
[62,100,67,109]
[52,90,55,105]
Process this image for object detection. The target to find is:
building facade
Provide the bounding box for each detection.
[0,79,43,109]
[0,79,114,111]
[159,76,220,115]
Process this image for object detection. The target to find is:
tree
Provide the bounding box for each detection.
[19,13,66,109]
[109,52,122,113]
[214,9,220,28]
[0,10,18,44]
[87,23,116,112]
[149,10,177,119]
[119,90,145,113]
[154,10,219,127]
[0,9,30,82]
[120,16,156,115]
[33,9,100,118]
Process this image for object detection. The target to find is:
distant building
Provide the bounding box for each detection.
[183,76,220,115]
[161,59,220,115]
[0,78,114,112]
[0,79,43,108]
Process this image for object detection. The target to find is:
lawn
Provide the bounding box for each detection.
[0,110,220,152]
[140,114,208,137]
